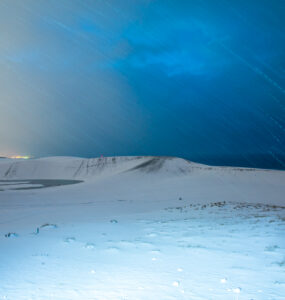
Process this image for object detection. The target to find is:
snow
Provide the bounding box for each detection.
[0,156,284,299]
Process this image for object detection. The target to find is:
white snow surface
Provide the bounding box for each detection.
[0,156,284,299]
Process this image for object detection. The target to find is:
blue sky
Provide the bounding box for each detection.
[0,0,284,168]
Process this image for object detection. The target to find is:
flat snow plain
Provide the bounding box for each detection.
[0,156,284,300]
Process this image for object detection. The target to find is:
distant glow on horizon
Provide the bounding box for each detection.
[0,153,31,159]
[9,155,31,159]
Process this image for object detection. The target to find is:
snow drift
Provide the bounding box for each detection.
[0,155,280,180]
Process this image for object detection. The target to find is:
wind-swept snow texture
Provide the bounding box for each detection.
[0,156,284,299]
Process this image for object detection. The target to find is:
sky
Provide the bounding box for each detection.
[0,0,284,169]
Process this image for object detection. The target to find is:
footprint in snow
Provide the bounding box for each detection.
[40,223,57,230]
[118,240,135,247]
[105,247,120,254]
[138,242,153,248]
[146,233,157,237]
[64,237,76,243]
[4,232,18,238]
[172,281,180,287]
[220,278,227,284]
[84,243,95,249]
[150,250,161,255]
[228,287,241,294]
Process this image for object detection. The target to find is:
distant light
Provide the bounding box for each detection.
[10,155,31,159]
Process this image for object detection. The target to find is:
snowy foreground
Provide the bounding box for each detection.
[0,156,284,300]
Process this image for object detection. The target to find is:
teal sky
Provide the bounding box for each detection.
[0,0,284,169]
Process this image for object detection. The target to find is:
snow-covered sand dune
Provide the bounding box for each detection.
[0,156,283,207]
[0,155,280,179]
[1,156,196,179]
[0,156,284,299]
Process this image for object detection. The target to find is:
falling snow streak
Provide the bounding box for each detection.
[219,43,285,95]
